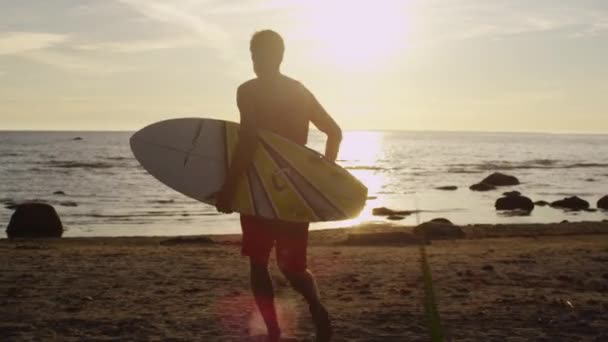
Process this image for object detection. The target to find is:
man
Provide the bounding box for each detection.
[215,30,342,342]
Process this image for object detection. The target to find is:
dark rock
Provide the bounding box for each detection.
[53,191,66,195]
[551,196,590,211]
[598,195,608,210]
[481,172,520,186]
[585,178,596,182]
[6,203,63,238]
[495,195,534,212]
[534,200,550,206]
[386,215,405,221]
[584,208,597,212]
[72,137,83,141]
[59,201,78,207]
[414,220,465,240]
[436,186,457,191]
[372,207,412,216]
[560,220,569,224]
[470,182,496,191]
[429,218,452,225]
[503,191,521,197]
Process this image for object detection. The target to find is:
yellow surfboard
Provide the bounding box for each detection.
[131,118,367,222]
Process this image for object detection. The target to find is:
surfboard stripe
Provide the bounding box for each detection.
[252,144,319,221]
[247,163,277,219]
[260,133,363,216]
[261,140,344,220]
[245,168,259,216]
[225,123,254,215]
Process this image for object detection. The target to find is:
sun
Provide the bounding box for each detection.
[291,0,410,71]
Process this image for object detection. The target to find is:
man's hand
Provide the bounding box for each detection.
[215,185,234,214]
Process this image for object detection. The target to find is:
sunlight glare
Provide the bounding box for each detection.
[291,0,410,70]
[337,131,386,226]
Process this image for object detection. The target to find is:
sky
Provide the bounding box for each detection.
[0,0,607,133]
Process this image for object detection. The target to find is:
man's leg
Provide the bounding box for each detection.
[250,259,281,341]
[276,224,332,341]
[241,216,280,341]
[280,267,332,342]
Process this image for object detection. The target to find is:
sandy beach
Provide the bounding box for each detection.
[2,221,607,341]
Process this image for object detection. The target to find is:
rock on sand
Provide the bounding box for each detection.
[6,202,63,238]
[413,218,465,240]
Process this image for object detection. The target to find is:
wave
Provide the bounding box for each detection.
[103,156,131,161]
[345,166,386,171]
[447,168,484,174]
[447,159,608,172]
[147,199,176,204]
[0,152,23,158]
[41,160,115,169]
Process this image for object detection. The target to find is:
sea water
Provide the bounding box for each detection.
[1,130,607,237]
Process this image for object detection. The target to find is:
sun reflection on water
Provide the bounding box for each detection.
[337,131,387,226]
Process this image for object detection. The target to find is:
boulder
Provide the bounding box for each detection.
[428,218,453,225]
[481,172,520,186]
[470,183,496,191]
[495,194,534,212]
[53,191,66,195]
[414,219,464,240]
[436,186,458,191]
[503,191,521,197]
[534,200,550,206]
[387,215,405,221]
[6,203,63,238]
[551,196,590,211]
[598,196,608,210]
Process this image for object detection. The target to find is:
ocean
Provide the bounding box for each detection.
[1,130,607,237]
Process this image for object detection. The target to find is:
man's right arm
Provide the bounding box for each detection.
[215,84,258,213]
[308,90,342,162]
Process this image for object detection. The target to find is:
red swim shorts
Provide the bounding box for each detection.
[240,215,309,273]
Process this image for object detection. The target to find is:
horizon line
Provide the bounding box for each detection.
[0,128,606,136]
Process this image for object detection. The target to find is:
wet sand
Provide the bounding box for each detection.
[2,222,608,341]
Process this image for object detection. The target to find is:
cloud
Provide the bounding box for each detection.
[76,36,198,53]
[116,0,233,54]
[414,0,608,43]
[0,32,67,55]
[20,49,137,74]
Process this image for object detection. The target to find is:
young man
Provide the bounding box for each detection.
[215,30,342,342]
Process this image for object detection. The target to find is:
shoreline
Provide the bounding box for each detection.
[4,220,607,245]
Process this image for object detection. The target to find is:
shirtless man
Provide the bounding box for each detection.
[215,30,342,342]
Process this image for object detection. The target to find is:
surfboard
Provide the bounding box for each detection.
[130,118,367,222]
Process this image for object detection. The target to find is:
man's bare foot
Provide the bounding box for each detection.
[310,304,332,342]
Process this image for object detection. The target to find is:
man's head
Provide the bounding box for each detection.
[250,30,284,77]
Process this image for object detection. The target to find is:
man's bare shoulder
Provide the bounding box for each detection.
[237,78,258,95]
[280,75,307,90]
[238,76,306,92]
